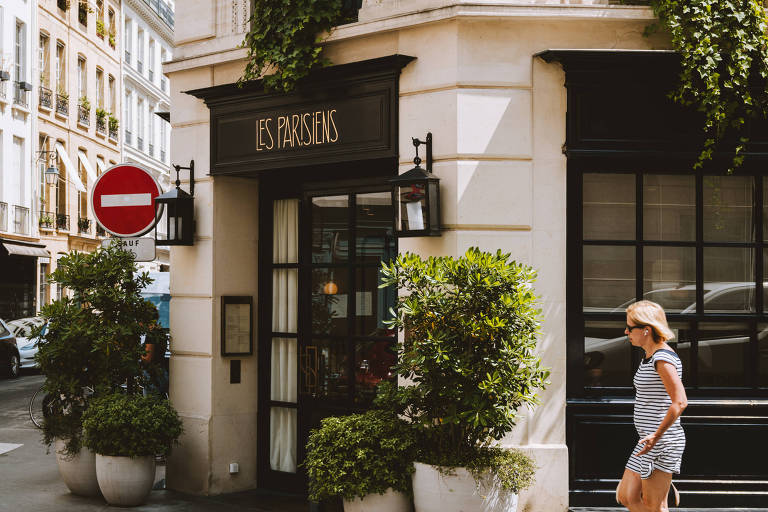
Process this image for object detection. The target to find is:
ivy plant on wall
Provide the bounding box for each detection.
[239,0,358,92]
[648,0,768,171]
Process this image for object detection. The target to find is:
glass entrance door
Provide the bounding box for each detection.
[260,190,397,491]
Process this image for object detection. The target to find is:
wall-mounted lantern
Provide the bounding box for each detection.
[36,149,60,185]
[389,133,441,237]
[155,160,195,246]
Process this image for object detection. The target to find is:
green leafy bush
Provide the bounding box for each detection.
[34,245,159,455]
[83,393,183,457]
[380,248,549,489]
[305,410,417,502]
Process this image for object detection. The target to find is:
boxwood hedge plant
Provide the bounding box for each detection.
[82,392,183,457]
[380,248,549,485]
[304,410,418,502]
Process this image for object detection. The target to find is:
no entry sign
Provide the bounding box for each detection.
[91,163,164,237]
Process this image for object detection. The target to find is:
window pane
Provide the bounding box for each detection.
[759,323,768,387]
[703,248,755,313]
[583,245,635,312]
[311,268,348,336]
[642,247,696,312]
[270,338,297,402]
[354,340,397,402]
[584,320,633,387]
[269,407,296,472]
[643,174,695,241]
[697,322,750,387]
[703,175,754,242]
[312,195,349,263]
[666,321,692,387]
[356,192,395,263]
[301,339,348,400]
[272,269,298,332]
[583,174,635,240]
[355,266,396,337]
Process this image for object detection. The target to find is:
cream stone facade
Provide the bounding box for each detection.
[164,1,670,510]
[36,0,122,303]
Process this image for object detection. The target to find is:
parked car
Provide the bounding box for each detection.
[0,318,20,379]
[7,317,47,370]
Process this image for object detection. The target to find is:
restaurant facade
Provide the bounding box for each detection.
[164,1,768,509]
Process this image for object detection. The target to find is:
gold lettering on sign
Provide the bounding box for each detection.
[255,108,341,152]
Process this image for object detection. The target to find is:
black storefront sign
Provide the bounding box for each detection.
[188,55,415,175]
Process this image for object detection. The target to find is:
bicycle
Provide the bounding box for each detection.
[28,385,55,429]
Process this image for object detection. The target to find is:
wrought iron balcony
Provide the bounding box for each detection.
[39,211,55,229]
[160,149,166,162]
[149,143,154,157]
[0,202,7,232]
[137,61,143,74]
[161,77,167,92]
[56,93,69,116]
[96,116,107,135]
[13,82,29,108]
[96,223,106,236]
[125,50,131,64]
[149,69,154,83]
[143,0,174,28]
[77,217,91,234]
[78,103,90,126]
[137,136,144,151]
[125,130,132,145]
[109,124,119,141]
[14,206,30,235]
[55,213,70,231]
[39,86,53,109]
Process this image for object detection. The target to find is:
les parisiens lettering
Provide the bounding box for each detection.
[255,109,339,151]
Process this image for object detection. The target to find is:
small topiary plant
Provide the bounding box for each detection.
[304,410,418,502]
[82,393,183,458]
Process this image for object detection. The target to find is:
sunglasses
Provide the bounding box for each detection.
[625,324,647,332]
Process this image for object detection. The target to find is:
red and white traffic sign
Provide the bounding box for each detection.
[91,163,164,237]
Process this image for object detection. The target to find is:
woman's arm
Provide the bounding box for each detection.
[636,360,688,455]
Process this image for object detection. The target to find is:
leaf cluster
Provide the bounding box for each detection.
[304,410,418,502]
[82,392,183,457]
[33,245,159,455]
[380,248,550,463]
[239,0,356,92]
[649,0,768,172]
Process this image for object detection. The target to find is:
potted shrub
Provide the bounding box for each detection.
[380,248,550,512]
[82,392,183,507]
[33,245,159,497]
[305,409,417,512]
[79,95,90,112]
[95,107,107,123]
[108,28,116,48]
[108,114,119,135]
[96,19,106,37]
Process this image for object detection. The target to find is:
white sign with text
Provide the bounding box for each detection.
[101,237,156,262]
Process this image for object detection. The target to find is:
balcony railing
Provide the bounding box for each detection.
[125,130,132,145]
[0,81,6,101]
[137,136,144,151]
[109,125,119,141]
[149,143,154,157]
[14,206,30,235]
[137,61,143,74]
[55,213,70,231]
[56,93,69,116]
[143,0,174,28]
[96,116,107,135]
[125,50,131,64]
[39,86,53,109]
[0,202,7,231]
[161,77,167,92]
[77,217,91,234]
[39,211,55,229]
[13,83,29,108]
[78,104,90,126]
[160,148,166,162]
[149,69,154,83]
[96,224,106,236]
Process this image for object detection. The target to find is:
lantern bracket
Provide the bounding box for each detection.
[172,160,195,196]
[411,133,432,172]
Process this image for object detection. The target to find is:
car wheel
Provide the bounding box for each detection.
[6,353,20,379]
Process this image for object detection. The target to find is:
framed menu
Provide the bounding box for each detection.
[221,296,253,356]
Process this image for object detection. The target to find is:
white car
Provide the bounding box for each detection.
[7,317,47,370]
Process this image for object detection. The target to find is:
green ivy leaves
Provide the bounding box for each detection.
[650,0,768,172]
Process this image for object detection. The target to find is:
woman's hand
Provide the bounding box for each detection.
[636,433,659,455]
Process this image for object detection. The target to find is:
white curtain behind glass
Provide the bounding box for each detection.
[270,199,299,473]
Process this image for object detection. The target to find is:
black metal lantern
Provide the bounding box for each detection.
[155,160,195,246]
[389,133,441,237]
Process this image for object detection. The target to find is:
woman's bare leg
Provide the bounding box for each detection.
[617,468,645,511]
[641,469,673,512]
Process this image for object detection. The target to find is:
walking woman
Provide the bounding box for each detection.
[616,300,687,511]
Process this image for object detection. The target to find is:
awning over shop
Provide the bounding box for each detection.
[55,143,86,193]
[78,150,98,184]
[96,157,107,175]
[1,240,50,258]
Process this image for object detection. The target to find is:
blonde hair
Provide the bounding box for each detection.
[625,300,675,343]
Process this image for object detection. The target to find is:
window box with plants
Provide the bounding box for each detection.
[32,246,162,498]
[96,20,106,38]
[55,213,69,231]
[56,88,69,117]
[108,28,116,49]
[305,408,417,512]
[108,114,119,141]
[380,248,548,512]
[95,108,107,135]
[39,213,54,229]
[78,96,90,126]
[77,217,91,234]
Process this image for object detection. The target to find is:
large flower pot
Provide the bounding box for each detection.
[95,454,155,506]
[54,439,101,497]
[412,462,518,512]
[343,488,412,512]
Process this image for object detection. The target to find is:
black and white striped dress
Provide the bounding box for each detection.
[625,349,685,479]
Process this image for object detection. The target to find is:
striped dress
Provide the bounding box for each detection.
[625,349,685,479]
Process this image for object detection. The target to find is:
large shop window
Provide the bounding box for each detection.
[579,171,768,394]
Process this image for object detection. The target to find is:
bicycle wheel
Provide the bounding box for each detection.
[29,387,54,429]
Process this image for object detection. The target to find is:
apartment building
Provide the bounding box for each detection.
[36,0,122,305]
[122,0,173,270]
[0,0,40,320]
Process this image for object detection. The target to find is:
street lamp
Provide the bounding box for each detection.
[389,133,441,237]
[37,149,59,184]
[155,160,195,246]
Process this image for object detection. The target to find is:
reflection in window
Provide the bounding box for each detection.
[697,323,750,387]
[356,192,394,263]
[583,245,636,312]
[312,195,349,263]
[584,321,634,387]
[703,247,754,313]
[703,175,754,242]
[301,339,348,399]
[759,324,768,387]
[583,173,635,240]
[311,268,348,336]
[643,174,695,241]
[643,246,696,312]
[355,341,397,402]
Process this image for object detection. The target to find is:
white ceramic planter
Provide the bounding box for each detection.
[54,439,101,497]
[343,488,412,512]
[96,454,156,506]
[412,462,518,512]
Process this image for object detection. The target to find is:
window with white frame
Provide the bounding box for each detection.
[39,33,49,87]
[15,21,26,83]
[160,115,167,162]
[109,74,115,113]
[137,98,144,150]
[56,42,65,92]
[125,90,133,143]
[148,39,155,82]
[149,104,155,156]
[124,18,132,63]
[77,56,86,100]
[137,29,144,73]
[95,67,103,108]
